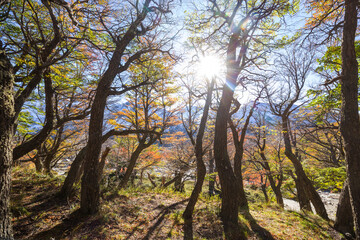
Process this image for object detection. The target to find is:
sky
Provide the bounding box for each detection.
[168,0,328,106]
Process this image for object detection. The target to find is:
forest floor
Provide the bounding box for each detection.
[11,167,345,240]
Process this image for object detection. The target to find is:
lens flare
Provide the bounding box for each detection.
[198,55,223,79]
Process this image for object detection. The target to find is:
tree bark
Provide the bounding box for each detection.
[58,146,87,199]
[261,183,269,203]
[118,134,158,189]
[34,155,44,173]
[80,61,119,214]
[213,33,247,239]
[290,171,312,212]
[60,129,154,199]
[13,68,55,161]
[273,185,283,207]
[0,44,15,240]
[282,117,328,219]
[183,159,206,240]
[183,79,214,240]
[340,0,360,237]
[174,171,184,192]
[208,151,215,196]
[33,145,45,173]
[80,1,153,214]
[118,141,146,189]
[162,175,181,188]
[259,153,284,207]
[229,101,257,211]
[215,89,244,239]
[97,147,111,182]
[43,125,64,175]
[334,180,355,236]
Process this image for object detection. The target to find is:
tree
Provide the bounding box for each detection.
[0,11,12,240]
[181,76,215,240]
[58,128,161,199]
[297,107,344,167]
[1,0,91,162]
[1,0,88,237]
[229,98,260,210]
[248,110,284,207]
[265,45,328,219]
[188,1,294,238]
[338,0,360,237]
[161,132,195,190]
[111,54,179,189]
[80,0,174,214]
[0,27,15,240]
[305,0,360,234]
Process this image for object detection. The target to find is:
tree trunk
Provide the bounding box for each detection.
[0,45,15,240]
[183,79,214,240]
[80,46,122,213]
[118,141,146,189]
[208,152,215,196]
[44,126,64,175]
[59,128,143,198]
[233,149,248,210]
[334,180,355,236]
[340,0,360,237]
[162,174,181,188]
[81,85,110,214]
[33,145,45,173]
[291,172,312,212]
[34,156,43,173]
[139,170,144,185]
[261,183,269,203]
[58,146,87,199]
[43,157,52,175]
[273,185,284,208]
[260,153,284,207]
[231,101,257,210]
[174,171,184,192]
[13,68,55,161]
[183,161,206,240]
[130,169,136,186]
[97,147,111,183]
[147,172,157,188]
[282,117,328,219]
[214,35,246,238]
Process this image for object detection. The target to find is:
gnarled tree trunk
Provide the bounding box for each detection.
[118,141,146,189]
[58,146,87,199]
[0,44,15,240]
[339,0,360,237]
[230,100,258,211]
[80,86,109,214]
[334,180,354,236]
[214,38,246,238]
[290,171,311,212]
[282,117,328,219]
[80,0,158,214]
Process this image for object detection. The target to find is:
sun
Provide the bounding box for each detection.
[198,55,223,80]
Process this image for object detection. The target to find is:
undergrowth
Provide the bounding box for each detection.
[11,167,343,240]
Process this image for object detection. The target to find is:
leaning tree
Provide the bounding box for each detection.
[265,45,328,219]
[79,0,176,214]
